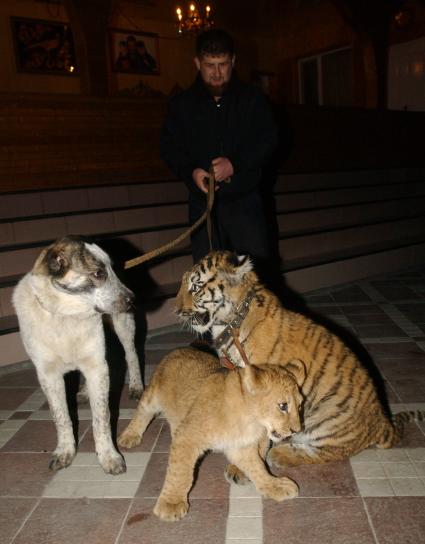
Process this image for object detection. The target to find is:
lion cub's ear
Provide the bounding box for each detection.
[284,359,306,387]
[241,364,262,395]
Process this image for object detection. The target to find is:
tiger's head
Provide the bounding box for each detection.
[175,251,256,334]
[242,360,305,442]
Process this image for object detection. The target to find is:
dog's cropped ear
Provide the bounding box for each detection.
[32,244,68,277]
[219,253,253,285]
[284,359,306,388]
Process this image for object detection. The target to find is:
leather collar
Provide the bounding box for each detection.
[214,289,255,369]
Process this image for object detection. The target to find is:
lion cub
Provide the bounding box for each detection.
[118,347,304,522]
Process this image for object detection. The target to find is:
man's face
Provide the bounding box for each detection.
[194,53,234,97]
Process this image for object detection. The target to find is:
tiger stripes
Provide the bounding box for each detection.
[175,251,425,467]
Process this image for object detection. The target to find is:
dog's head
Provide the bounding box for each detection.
[33,236,134,314]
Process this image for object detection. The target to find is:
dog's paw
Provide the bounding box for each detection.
[118,428,141,449]
[49,449,75,471]
[99,451,126,475]
[258,476,299,502]
[76,390,90,404]
[76,382,90,404]
[224,463,250,485]
[153,497,189,522]
[128,384,144,401]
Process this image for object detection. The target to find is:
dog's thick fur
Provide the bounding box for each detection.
[13,236,143,474]
[118,347,303,521]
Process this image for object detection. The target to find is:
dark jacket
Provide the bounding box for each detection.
[160,74,278,201]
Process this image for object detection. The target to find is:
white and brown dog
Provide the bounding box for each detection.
[13,236,143,474]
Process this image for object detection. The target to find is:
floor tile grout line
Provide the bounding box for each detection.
[356,280,387,304]
[9,497,42,544]
[0,386,37,390]
[150,419,165,453]
[114,497,135,544]
[379,303,424,337]
[77,422,91,447]
[361,496,380,544]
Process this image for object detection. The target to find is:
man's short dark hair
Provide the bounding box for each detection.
[196,29,234,58]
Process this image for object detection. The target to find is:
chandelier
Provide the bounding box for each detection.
[176,3,214,35]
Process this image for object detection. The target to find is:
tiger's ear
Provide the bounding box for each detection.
[284,359,306,387]
[220,253,252,285]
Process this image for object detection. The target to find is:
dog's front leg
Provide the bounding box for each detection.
[111,312,143,400]
[37,369,76,471]
[83,361,126,475]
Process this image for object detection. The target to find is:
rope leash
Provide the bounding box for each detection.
[124,166,215,270]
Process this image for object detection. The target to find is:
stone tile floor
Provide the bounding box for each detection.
[1,266,425,543]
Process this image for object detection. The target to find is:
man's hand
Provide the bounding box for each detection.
[211,157,234,182]
[192,168,210,193]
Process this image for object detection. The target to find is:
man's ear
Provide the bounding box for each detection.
[194,56,201,70]
[284,359,306,387]
[231,54,236,67]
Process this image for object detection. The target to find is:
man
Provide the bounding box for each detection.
[160,29,278,267]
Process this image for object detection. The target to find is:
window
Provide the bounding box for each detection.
[299,47,353,107]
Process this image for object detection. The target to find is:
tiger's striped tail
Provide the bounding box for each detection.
[392,410,425,441]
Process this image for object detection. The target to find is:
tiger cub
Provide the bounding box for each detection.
[118,347,303,521]
[175,250,424,470]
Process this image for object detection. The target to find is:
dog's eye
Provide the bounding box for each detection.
[92,269,106,279]
[278,402,288,413]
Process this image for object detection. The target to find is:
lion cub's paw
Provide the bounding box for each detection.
[224,463,250,485]
[117,428,141,449]
[153,497,189,522]
[259,476,299,502]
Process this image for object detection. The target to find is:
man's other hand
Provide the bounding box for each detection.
[212,157,234,182]
[192,168,210,193]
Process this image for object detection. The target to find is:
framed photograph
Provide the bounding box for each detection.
[109,28,160,75]
[11,16,77,75]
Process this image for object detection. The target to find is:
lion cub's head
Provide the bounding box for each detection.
[242,359,305,443]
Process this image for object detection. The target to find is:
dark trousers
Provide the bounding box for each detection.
[189,191,270,264]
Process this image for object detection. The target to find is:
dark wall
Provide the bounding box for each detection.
[1,94,424,193]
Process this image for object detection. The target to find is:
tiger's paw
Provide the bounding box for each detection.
[259,476,299,502]
[267,445,293,468]
[224,463,250,485]
[153,497,189,522]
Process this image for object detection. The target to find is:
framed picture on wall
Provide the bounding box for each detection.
[109,28,160,75]
[11,16,77,75]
